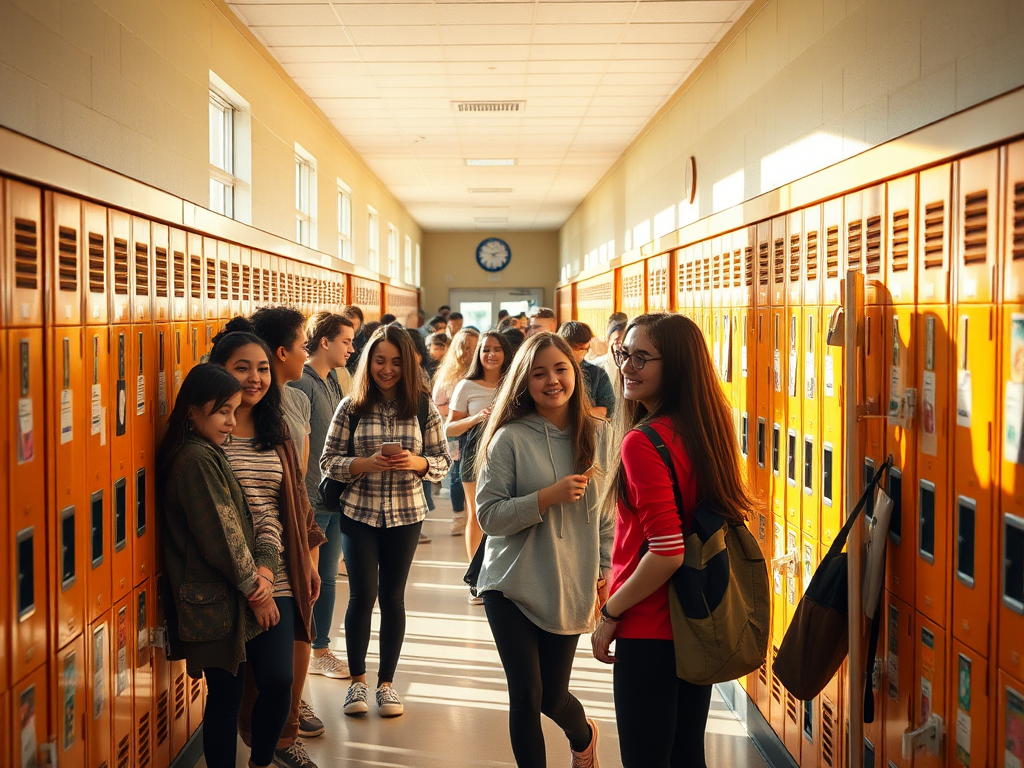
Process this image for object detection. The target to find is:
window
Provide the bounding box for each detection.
[387,224,399,278]
[294,143,317,248]
[367,206,380,273]
[404,235,413,283]
[414,243,421,286]
[208,73,251,223]
[337,181,353,262]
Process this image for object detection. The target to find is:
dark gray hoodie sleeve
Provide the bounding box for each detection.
[476,428,545,536]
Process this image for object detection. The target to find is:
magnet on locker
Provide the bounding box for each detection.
[55,633,87,766]
[87,615,114,768]
[112,595,136,768]
[949,641,988,768]
[9,663,52,768]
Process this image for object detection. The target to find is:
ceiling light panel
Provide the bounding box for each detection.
[465,158,516,166]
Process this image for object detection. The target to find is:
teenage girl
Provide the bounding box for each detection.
[209,331,326,768]
[445,330,513,574]
[474,332,613,768]
[157,363,283,768]
[590,313,754,768]
[320,325,452,718]
[432,328,480,535]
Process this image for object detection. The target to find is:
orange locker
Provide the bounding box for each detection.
[675,244,693,321]
[819,671,843,768]
[150,223,170,327]
[9,662,50,768]
[87,616,113,768]
[187,232,203,324]
[620,259,646,320]
[801,206,823,546]
[112,595,135,768]
[239,245,253,318]
[54,633,87,766]
[169,654,189,757]
[957,149,1000,307]
[996,671,1024,768]
[131,216,152,324]
[883,593,915,768]
[820,199,845,547]
[913,611,948,768]
[153,574,172,768]
[217,240,231,321]
[950,640,989,768]
[0,690,8,768]
[770,515,789,737]
[169,228,187,325]
[771,215,787,308]
[202,236,219,323]
[83,202,109,327]
[85,321,113,625]
[647,252,670,314]
[999,139,1024,682]
[108,327,135,604]
[187,670,203,739]
[108,210,131,325]
[770,308,787,527]
[785,211,803,537]
[134,581,155,768]
[132,324,156,587]
[227,242,241,318]
[780,522,805,764]
[155,324,172,441]
[0,329,7,697]
[577,272,616,342]
[46,192,89,651]
[350,274,382,322]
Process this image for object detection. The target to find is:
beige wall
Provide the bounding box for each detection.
[559,0,1024,273]
[420,231,560,314]
[0,0,421,280]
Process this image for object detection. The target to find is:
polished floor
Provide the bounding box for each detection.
[197,494,771,768]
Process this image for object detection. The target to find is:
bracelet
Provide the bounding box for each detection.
[600,603,623,622]
[257,573,273,585]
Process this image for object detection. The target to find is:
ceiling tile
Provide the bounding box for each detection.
[251,25,349,46]
[532,24,624,45]
[434,3,535,25]
[357,45,446,61]
[534,3,634,25]
[268,45,359,62]
[227,4,337,26]
[630,1,745,24]
[333,4,437,25]
[613,42,709,59]
[346,25,442,45]
[440,25,533,45]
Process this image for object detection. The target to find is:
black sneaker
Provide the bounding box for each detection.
[298,699,325,738]
[273,740,317,768]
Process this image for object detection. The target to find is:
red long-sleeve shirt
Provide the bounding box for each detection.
[609,417,698,640]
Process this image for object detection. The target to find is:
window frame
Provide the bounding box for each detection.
[294,143,318,249]
[337,180,353,262]
[367,205,380,273]
[387,223,399,278]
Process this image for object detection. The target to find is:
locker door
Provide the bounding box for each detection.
[132,326,156,587]
[169,654,189,758]
[112,596,135,768]
[755,308,772,561]
[47,192,83,326]
[83,202,109,326]
[952,307,996,656]
[131,216,152,324]
[797,532,820,768]
[108,329,135,603]
[883,594,915,768]
[151,223,170,325]
[956,149,999,306]
[781,522,804,764]
[620,260,646,320]
[227,243,241,319]
[802,206,823,546]
[187,232,203,323]
[169,228,187,324]
[820,199,845,547]
[771,308,787,526]
[771,216,787,308]
[820,670,843,768]
[770,515,789,737]
[108,211,131,325]
[85,326,112,625]
[0,690,8,768]
[999,140,1024,682]
[203,236,219,322]
[996,672,1024,768]
[9,663,51,768]
[87,617,113,768]
[153,574,171,768]
[55,634,87,767]
[913,612,948,768]
[4,180,45,328]
[187,669,203,738]
[0,330,7,696]
[950,641,988,768]
[239,246,253,318]
[217,240,231,321]
[155,325,172,441]
[134,581,154,768]
[786,308,803,532]
[886,305,917,606]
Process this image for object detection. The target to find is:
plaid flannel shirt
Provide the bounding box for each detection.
[320,396,452,528]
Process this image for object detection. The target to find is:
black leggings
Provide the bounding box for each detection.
[338,514,422,682]
[613,638,713,768]
[202,597,295,768]
[483,591,592,768]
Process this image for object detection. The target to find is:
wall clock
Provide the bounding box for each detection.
[476,237,512,272]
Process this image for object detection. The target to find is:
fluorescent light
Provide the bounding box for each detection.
[468,188,513,193]
[465,158,515,167]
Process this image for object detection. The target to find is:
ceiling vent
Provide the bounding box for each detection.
[453,101,524,113]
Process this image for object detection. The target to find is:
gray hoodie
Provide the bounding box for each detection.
[475,412,614,635]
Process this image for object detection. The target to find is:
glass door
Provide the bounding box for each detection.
[448,288,544,331]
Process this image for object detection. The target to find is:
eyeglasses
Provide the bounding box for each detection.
[613,348,662,370]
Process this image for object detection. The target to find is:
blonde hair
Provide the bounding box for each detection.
[433,328,480,400]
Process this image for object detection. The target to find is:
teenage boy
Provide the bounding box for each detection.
[558,321,616,420]
[527,307,558,337]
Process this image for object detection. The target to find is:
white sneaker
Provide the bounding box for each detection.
[468,592,484,606]
[344,682,369,716]
[376,684,405,717]
[308,649,351,679]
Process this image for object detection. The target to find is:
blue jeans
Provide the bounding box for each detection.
[422,479,435,511]
[450,458,465,513]
[312,511,343,650]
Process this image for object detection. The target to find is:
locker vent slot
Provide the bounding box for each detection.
[847,219,863,271]
[116,734,130,768]
[156,691,170,746]
[770,647,783,704]
[155,246,168,298]
[263,269,271,302]
[956,496,976,586]
[205,257,216,300]
[114,477,127,551]
[923,200,946,268]
[135,242,149,296]
[806,230,819,280]
[17,526,36,619]
[702,258,711,291]
[173,250,186,299]
[114,237,129,295]
[58,225,79,292]
[821,698,836,767]
[919,481,936,563]
[758,241,769,286]
[138,710,152,767]
[136,468,147,537]
[962,190,989,264]
[758,660,768,688]
[89,232,105,294]
[745,245,754,286]
[174,673,187,720]
[826,225,839,278]
[785,690,798,724]
[189,254,201,299]
[773,237,785,285]
[866,215,882,273]
[789,234,801,282]
[190,679,202,703]
[14,217,40,289]
[91,491,105,568]
[61,506,77,591]
[220,260,229,301]
[231,262,240,301]
[888,468,902,544]
[1014,181,1024,260]
[242,264,251,301]
[803,698,814,742]
[891,209,910,271]
[1003,514,1024,614]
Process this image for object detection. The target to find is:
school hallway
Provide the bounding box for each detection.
[196,494,771,768]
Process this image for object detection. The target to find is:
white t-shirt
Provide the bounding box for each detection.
[451,379,497,417]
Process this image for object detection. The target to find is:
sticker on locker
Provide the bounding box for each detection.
[920,628,935,722]
[93,624,106,719]
[957,654,972,765]
[20,685,39,768]
[1005,382,1024,465]
[1007,686,1024,768]
[824,353,834,397]
[63,651,77,749]
[956,370,972,428]
[922,372,938,457]
[116,606,129,695]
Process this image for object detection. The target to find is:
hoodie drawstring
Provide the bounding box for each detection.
[543,421,593,537]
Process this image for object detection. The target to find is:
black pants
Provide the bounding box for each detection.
[483,591,592,768]
[613,638,713,768]
[202,597,296,768]
[338,514,422,682]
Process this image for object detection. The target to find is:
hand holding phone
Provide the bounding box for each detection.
[381,441,403,456]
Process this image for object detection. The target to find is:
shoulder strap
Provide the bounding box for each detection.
[822,455,892,564]
[635,424,686,560]
[346,411,360,457]
[416,392,430,442]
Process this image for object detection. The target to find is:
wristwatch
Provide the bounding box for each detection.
[600,603,623,622]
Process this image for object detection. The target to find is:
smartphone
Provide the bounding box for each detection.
[381,441,403,456]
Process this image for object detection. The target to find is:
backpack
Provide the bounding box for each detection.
[637,424,770,685]
[318,393,431,510]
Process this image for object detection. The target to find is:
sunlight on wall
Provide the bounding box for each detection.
[760,131,869,193]
[653,205,676,239]
[712,169,745,213]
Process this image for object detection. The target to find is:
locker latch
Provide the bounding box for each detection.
[888,388,917,429]
[902,713,944,758]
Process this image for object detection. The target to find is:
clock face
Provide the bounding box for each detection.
[476,237,511,272]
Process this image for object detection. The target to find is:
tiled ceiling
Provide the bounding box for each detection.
[226,1,752,231]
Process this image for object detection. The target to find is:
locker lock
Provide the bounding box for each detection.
[902,713,944,758]
[771,549,798,576]
[826,306,845,347]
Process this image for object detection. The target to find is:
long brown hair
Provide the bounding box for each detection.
[433,328,480,398]
[476,332,598,475]
[609,313,753,523]
[349,324,421,419]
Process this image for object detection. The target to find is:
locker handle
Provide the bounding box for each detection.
[902,713,944,758]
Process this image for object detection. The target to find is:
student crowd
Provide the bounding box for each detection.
[160,300,752,768]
